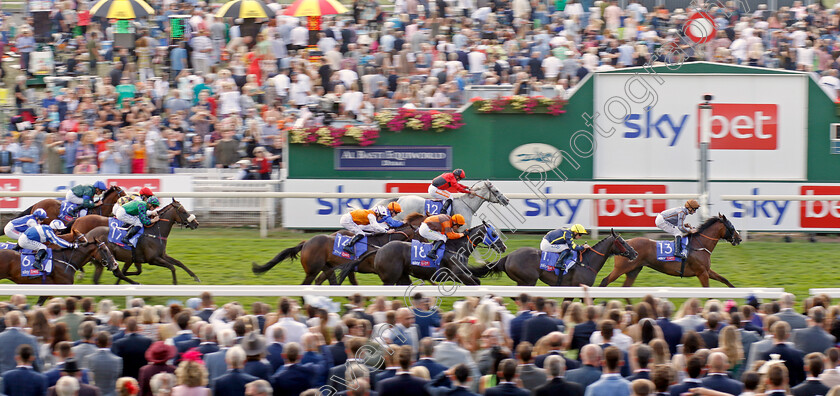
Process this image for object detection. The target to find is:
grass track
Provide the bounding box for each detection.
[3,228,839,309]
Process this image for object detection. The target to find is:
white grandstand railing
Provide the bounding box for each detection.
[810,289,840,297]
[0,285,786,307]
[721,195,840,201]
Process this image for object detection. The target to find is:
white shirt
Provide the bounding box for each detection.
[341,91,364,114]
[589,329,633,351]
[542,56,562,79]
[190,36,212,60]
[338,69,359,90]
[468,51,486,74]
[272,74,291,95]
[291,26,309,46]
[265,317,308,345]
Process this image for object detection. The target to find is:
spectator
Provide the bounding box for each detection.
[534,355,583,396]
[820,348,840,388]
[583,346,630,396]
[87,331,123,396]
[212,346,256,396]
[48,358,100,396]
[269,342,311,396]
[73,322,99,369]
[565,344,602,390]
[138,342,176,396]
[172,360,210,396]
[265,298,307,345]
[112,318,153,380]
[792,352,831,396]
[244,379,271,396]
[115,377,139,396]
[149,372,176,396]
[2,344,47,396]
[773,293,808,330]
[0,311,43,373]
[761,321,806,386]
[377,345,429,396]
[793,306,836,354]
[650,364,675,396]
[700,351,744,395]
[669,355,706,396]
[515,341,545,391]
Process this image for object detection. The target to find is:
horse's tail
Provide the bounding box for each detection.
[14,205,34,218]
[337,250,378,284]
[469,256,507,278]
[252,241,305,275]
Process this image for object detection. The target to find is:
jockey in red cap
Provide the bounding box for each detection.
[428,169,470,214]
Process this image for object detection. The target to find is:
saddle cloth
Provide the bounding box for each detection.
[108,218,143,248]
[539,250,578,274]
[332,234,368,259]
[656,236,689,262]
[410,240,445,268]
[424,200,451,216]
[58,201,87,223]
[0,243,52,276]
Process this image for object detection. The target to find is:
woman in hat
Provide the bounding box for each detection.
[138,341,177,396]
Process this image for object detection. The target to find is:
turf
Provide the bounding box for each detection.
[4,228,837,310]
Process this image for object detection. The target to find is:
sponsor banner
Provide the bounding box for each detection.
[334,146,452,171]
[593,74,807,180]
[1,175,193,211]
[284,179,840,231]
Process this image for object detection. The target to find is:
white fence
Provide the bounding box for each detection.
[0,285,787,307]
[811,289,840,298]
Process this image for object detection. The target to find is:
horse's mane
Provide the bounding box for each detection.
[403,212,425,224]
[588,234,613,252]
[697,217,722,233]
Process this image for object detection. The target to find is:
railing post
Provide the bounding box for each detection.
[260,197,268,238]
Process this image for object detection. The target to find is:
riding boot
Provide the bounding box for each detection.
[33,249,47,271]
[122,226,141,245]
[343,234,363,254]
[674,235,684,259]
[427,240,445,261]
[555,268,565,286]
[440,199,453,215]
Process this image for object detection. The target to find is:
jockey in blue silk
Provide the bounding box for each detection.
[541,224,590,285]
[115,196,161,245]
[18,221,77,271]
[655,199,700,259]
[65,181,108,217]
[4,208,48,240]
[339,203,402,254]
[380,202,404,228]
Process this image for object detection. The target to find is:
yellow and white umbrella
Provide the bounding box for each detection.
[216,0,276,19]
[89,0,155,19]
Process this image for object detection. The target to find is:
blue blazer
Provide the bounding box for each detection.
[243,360,272,381]
[2,366,48,396]
[701,374,744,395]
[111,332,153,379]
[583,375,631,396]
[570,321,596,356]
[45,363,90,387]
[656,318,683,356]
[413,308,441,340]
[484,383,530,396]
[565,365,603,390]
[522,314,559,346]
[0,328,43,373]
[376,373,429,396]
[327,341,347,366]
[300,350,330,387]
[761,344,806,386]
[271,364,314,396]
[509,312,532,349]
[266,343,285,373]
[669,379,703,396]
[535,351,580,371]
[204,349,229,382]
[212,368,258,396]
[413,359,448,380]
[373,369,397,390]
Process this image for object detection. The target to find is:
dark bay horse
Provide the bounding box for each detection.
[469,229,637,286]
[252,213,426,285]
[599,214,742,288]
[17,186,126,224]
[86,200,200,284]
[339,222,507,285]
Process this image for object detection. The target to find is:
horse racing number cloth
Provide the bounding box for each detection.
[332,234,367,259]
[410,240,446,268]
[656,237,689,262]
[0,244,51,276]
[424,200,451,216]
[58,201,87,223]
[108,218,143,248]
[539,250,578,274]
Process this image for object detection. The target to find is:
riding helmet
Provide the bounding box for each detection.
[387,202,402,214]
[685,200,700,210]
[452,169,465,179]
[147,196,161,208]
[570,224,588,234]
[451,214,466,226]
[33,208,48,220]
[93,181,108,191]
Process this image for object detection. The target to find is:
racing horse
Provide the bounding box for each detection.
[598,214,742,288]
[469,229,637,286]
[251,213,426,285]
[338,222,507,285]
[16,185,126,225]
[373,181,509,227]
[85,200,201,284]
[0,233,121,305]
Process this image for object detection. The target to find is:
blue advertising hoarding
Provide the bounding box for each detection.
[335,146,452,171]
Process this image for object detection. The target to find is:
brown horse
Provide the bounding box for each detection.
[0,235,121,305]
[16,186,126,224]
[599,214,742,288]
[67,215,109,236]
[252,213,426,285]
[85,200,200,284]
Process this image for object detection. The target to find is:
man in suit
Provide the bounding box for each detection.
[265,327,285,373]
[347,294,375,325]
[167,312,195,349]
[50,375,102,396]
[252,302,268,334]
[413,338,448,380]
[265,298,308,345]
[411,294,441,341]
[196,325,221,357]
[476,329,503,375]
[515,342,545,391]
[433,323,481,383]
[673,299,704,334]
[425,364,477,396]
[651,364,676,396]
[764,363,792,396]
[669,355,705,396]
[793,306,836,354]
[746,315,782,370]
[484,359,529,396]
[700,352,744,395]
[626,344,652,382]
[699,312,721,349]
[298,333,330,387]
[2,344,47,396]
[594,320,630,377]
[565,344,602,390]
[522,297,559,346]
[792,352,831,396]
[46,358,100,396]
[583,346,630,396]
[85,332,123,396]
[328,325,348,366]
[55,297,84,342]
[197,292,216,323]
[327,337,371,393]
[761,321,807,387]
[508,294,533,350]
[206,329,237,382]
[270,342,313,396]
[372,344,400,390]
[741,305,764,336]
[729,312,761,364]
[773,293,808,331]
[820,348,840,388]
[73,322,99,370]
[45,343,90,388]
[0,311,42,373]
[174,322,204,364]
[534,355,583,396]
[213,346,258,396]
[111,317,152,379]
[387,308,420,355]
[569,306,598,358]
[376,346,429,396]
[534,332,579,371]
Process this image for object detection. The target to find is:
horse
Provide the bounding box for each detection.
[373,181,510,227]
[468,229,637,286]
[85,200,201,285]
[338,222,507,286]
[16,186,126,225]
[0,234,121,305]
[251,213,426,285]
[598,214,742,288]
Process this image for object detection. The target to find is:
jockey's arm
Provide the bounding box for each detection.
[446,230,464,239]
[455,182,471,193]
[367,214,388,233]
[383,216,404,228]
[47,231,74,249]
[25,218,38,229]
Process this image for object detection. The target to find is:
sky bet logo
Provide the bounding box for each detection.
[624,104,778,149]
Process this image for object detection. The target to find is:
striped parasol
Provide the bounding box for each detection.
[283,0,348,17]
[216,0,276,19]
[89,0,154,19]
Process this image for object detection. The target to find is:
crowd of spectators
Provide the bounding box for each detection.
[0,289,838,396]
[4,0,840,176]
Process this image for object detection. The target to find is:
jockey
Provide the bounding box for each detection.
[340,207,390,254]
[116,187,156,207]
[655,199,699,259]
[381,202,404,228]
[65,181,108,217]
[429,169,471,214]
[541,224,589,282]
[115,196,161,245]
[18,222,77,271]
[4,208,48,240]
[418,214,466,261]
